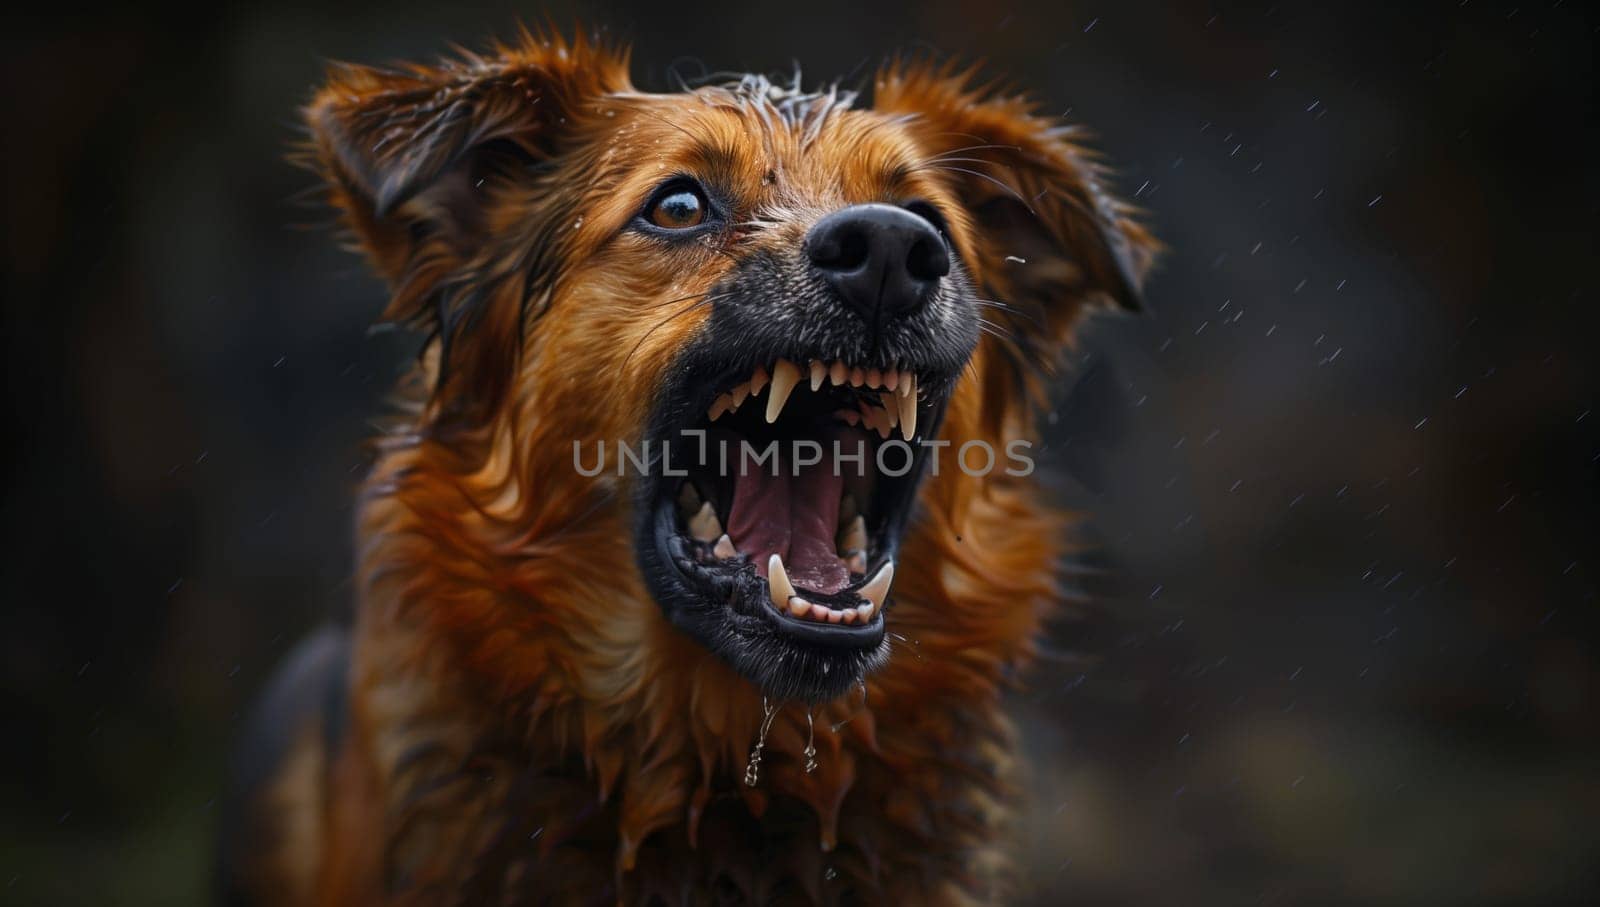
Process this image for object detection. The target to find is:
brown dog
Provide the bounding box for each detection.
[219,29,1154,906]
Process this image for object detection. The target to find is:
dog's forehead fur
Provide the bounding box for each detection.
[530,77,969,268]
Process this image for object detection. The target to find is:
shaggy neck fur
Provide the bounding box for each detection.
[347,343,1067,904]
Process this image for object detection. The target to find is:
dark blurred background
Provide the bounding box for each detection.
[2,1,1595,903]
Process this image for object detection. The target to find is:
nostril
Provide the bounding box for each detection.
[809,226,870,272]
[906,236,950,282]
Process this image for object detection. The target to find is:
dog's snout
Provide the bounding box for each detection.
[805,204,950,324]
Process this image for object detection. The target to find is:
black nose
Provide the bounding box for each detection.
[805,203,950,324]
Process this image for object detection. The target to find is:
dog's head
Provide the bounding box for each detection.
[308,33,1153,703]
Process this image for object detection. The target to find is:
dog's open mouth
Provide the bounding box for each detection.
[639,355,953,701]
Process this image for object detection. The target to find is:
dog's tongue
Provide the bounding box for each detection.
[726,445,849,595]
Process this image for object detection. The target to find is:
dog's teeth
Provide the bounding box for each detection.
[688,502,722,542]
[708,394,733,420]
[730,382,751,408]
[839,493,857,526]
[883,367,899,391]
[897,383,917,439]
[834,408,860,427]
[713,534,737,560]
[856,598,876,620]
[825,607,843,623]
[867,368,882,388]
[787,595,810,617]
[898,372,915,398]
[767,554,795,609]
[829,361,847,386]
[839,515,867,553]
[845,550,867,574]
[809,360,826,391]
[841,607,859,624]
[766,359,800,423]
[750,365,769,395]
[881,393,899,429]
[849,367,865,387]
[858,561,894,609]
[811,603,832,621]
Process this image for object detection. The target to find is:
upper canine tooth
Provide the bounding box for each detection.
[858,561,894,609]
[708,394,733,420]
[713,534,737,559]
[897,385,917,438]
[688,502,722,542]
[767,554,795,609]
[750,365,770,395]
[809,360,826,391]
[766,359,800,423]
[829,362,847,386]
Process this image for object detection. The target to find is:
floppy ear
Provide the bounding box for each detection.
[874,61,1157,369]
[303,31,631,425]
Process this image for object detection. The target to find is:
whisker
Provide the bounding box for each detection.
[641,290,716,311]
[622,293,731,368]
[974,297,1045,329]
[912,164,1031,209]
[921,143,1022,163]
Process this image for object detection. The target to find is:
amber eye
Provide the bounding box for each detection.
[646,186,707,230]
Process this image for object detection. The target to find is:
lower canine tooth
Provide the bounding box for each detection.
[688,502,722,542]
[788,595,810,616]
[858,561,894,608]
[767,554,795,609]
[713,534,737,559]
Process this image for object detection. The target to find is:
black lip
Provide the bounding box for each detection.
[630,251,977,701]
[632,348,957,702]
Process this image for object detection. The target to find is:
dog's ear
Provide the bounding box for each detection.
[874,61,1157,366]
[303,31,630,424]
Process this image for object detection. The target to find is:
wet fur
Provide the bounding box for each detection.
[222,28,1154,906]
